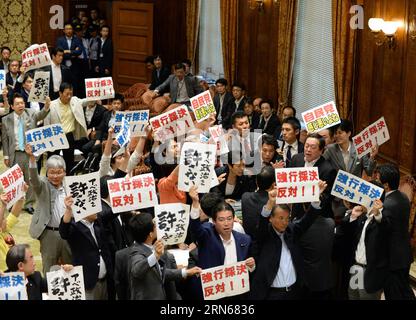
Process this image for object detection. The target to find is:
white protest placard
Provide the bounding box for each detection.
[150,105,195,142]
[190,90,216,123]
[0,70,6,91]
[155,203,190,245]
[178,142,217,193]
[201,262,250,300]
[352,117,390,159]
[0,272,28,300]
[302,101,341,133]
[46,266,86,300]
[115,117,130,149]
[331,170,384,210]
[107,173,158,213]
[114,110,149,137]
[64,172,101,222]
[275,167,320,204]
[85,77,115,101]
[22,43,51,71]
[0,164,26,210]
[209,125,229,156]
[167,249,190,267]
[26,124,69,156]
[28,71,50,103]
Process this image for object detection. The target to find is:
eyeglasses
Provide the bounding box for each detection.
[216,217,234,223]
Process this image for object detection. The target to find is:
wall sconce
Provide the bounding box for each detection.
[248,0,264,12]
[368,18,400,49]
[410,14,416,40]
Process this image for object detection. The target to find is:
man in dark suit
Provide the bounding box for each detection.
[250,181,327,300]
[95,25,113,77]
[338,189,390,300]
[189,186,256,300]
[114,245,133,300]
[149,55,171,90]
[258,100,281,136]
[221,83,247,129]
[42,47,73,100]
[241,165,275,240]
[153,63,201,105]
[374,164,415,300]
[278,117,304,167]
[5,60,20,90]
[60,195,117,300]
[243,98,260,130]
[213,78,233,126]
[128,212,201,300]
[56,23,82,96]
[0,46,11,73]
[79,101,106,156]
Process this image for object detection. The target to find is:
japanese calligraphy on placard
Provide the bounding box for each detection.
[64,172,101,222]
[0,272,27,300]
[22,43,51,71]
[178,142,216,193]
[150,105,195,142]
[46,266,86,300]
[26,124,69,156]
[28,71,50,103]
[0,164,25,210]
[114,110,149,137]
[275,167,320,204]
[201,262,250,300]
[331,170,384,210]
[352,117,390,159]
[85,77,115,101]
[190,90,216,123]
[302,101,341,133]
[0,70,5,91]
[107,173,158,213]
[155,203,190,245]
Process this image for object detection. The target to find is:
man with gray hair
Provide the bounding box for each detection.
[25,144,72,275]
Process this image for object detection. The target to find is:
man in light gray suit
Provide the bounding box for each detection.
[128,213,201,300]
[323,119,378,219]
[152,63,202,105]
[1,93,50,213]
[25,144,72,275]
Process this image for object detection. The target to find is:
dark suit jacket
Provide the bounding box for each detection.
[221,97,247,129]
[250,205,320,300]
[84,104,106,130]
[96,110,113,142]
[382,190,413,270]
[258,113,281,136]
[213,92,234,124]
[339,211,390,293]
[248,112,260,130]
[41,64,73,97]
[59,211,116,293]
[149,67,171,90]
[241,190,269,240]
[213,165,256,201]
[298,215,335,292]
[97,38,114,73]
[114,245,133,300]
[56,36,82,65]
[5,72,19,89]
[27,271,48,300]
[288,154,336,219]
[129,243,182,300]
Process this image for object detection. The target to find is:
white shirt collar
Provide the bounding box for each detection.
[219,233,234,245]
[338,142,351,154]
[304,157,320,167]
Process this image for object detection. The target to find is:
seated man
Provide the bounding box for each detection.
[258,100,281,137]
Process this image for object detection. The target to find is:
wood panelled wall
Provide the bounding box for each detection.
[354,0,416,176]
[32,0,187,68]
[237,1,279,102]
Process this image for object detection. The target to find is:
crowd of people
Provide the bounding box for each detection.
[0,10,414,301]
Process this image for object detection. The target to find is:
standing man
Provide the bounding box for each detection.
[213,78,233,126]
[95,25,113,77]
[153,63,201,106]
[25,145,72,275]
[2,93,50,213]
[43,82,88,174]
[0,46,11,73]
[43,47,73,100]
[375,164,415,300]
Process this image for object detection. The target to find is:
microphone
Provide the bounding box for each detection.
[87,153,100,172]
[70,158,87,175]
[83,152,94,170]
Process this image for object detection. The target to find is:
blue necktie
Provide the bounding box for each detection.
[18,116,25,151]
